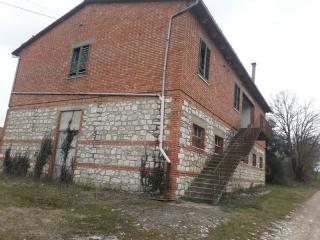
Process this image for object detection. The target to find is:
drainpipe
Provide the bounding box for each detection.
[159,0,200,164]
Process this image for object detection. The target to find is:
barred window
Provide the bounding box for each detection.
[69,45,90,77]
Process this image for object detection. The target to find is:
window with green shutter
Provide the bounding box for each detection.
[69,45,90,77]
[198,39,211,81]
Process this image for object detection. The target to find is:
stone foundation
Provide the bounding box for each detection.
[1,96,266,199]
[176,100,266,197]
[176,100,230,197]
[226,144,266,192]
[0,97,171,193]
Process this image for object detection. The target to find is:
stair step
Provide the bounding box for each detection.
[188,185,213,193]
[183,127,261,205]
[187,190,214,199]
[191,181,213,188]
[182,196,213,204]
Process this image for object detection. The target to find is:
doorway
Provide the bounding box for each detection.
[240,95,254,128]
[52,110,81,180]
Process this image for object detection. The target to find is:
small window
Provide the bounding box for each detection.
[259,157,263,169]
[198,39,211,81]
[252,154,257,167]
[234,84,241,111]
[215,135,224,154]
[69,45,90,77]
[192,124,205,149]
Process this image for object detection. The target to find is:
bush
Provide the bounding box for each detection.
[3,147,13,175]
[11,153,30,177]
[34,134,52,179]
[266,133,292,184]
[2,147,30,177]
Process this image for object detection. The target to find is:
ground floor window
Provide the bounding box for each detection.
[259,157,264,169]
[215,135,224,154]
[192,124,205,149]
[252,154,257,167]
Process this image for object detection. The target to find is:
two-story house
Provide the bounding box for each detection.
[0,0,271,203]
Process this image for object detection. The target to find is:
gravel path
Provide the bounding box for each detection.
[261,191,320,240]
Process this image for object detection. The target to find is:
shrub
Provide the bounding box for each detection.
[59,126,77,184]
[3,147,13,175]
[34,134,52,179]
[11,153,30,177]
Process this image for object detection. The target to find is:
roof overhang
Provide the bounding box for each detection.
[12,0,271,113]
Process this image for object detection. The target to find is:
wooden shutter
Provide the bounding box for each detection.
[69,47,80,76]
[205,47,211,80]
[198,40,206,76]
[78,45,90,74]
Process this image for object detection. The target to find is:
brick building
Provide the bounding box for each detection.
[0,0,271,203]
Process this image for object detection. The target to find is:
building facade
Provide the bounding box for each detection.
[0,0,271,201]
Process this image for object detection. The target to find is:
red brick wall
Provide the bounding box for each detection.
[166,12,266,129]
[11,1,184,107]
[11,1,267,125]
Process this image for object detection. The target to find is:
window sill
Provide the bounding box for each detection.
[233,107,240,114]
[67,74,87,80]
[190,145,206,154]
[197,73,209,86]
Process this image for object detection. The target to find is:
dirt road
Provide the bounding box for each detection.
[261,191,320,240]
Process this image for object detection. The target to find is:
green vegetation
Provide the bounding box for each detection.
[0,177,319,240]
[0,177,165,240]
[209,184,320,240]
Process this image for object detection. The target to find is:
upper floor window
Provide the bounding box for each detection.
[234,83,241,111]
[69,44,90,77]
[192,124,205,149]
[198,39,211,81]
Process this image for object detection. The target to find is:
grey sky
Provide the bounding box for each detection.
[1,0,319,126]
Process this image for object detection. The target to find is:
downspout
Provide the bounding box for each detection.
[159,0,200,163]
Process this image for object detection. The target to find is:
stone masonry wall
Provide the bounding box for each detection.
[0,97,171,192]
[176,100,230,197]
[226,144,266,192]
[176,99,266,197]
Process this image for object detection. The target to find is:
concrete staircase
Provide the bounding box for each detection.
[183,127,266,204]
[182,154,224,203]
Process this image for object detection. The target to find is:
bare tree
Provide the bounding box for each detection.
[271,91,320,182]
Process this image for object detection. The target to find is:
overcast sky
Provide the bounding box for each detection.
[1,0,319,126]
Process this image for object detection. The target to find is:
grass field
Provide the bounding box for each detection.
[210,183,320,239]
[0,176,319,240]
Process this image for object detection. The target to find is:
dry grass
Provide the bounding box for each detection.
[208,183,320,240]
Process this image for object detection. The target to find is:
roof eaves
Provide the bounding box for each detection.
[12,0,186,56]
[192,1,271,113]
[12,1,88,56]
